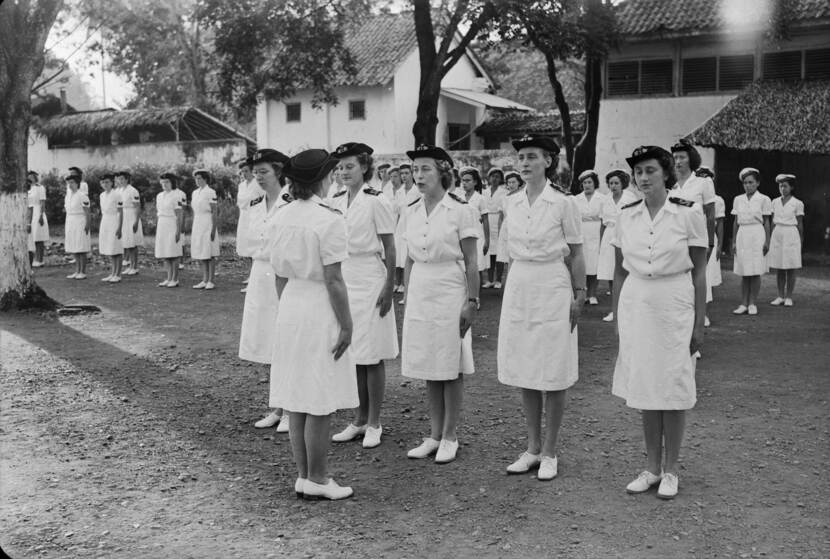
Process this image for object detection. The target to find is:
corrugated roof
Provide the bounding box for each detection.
[686,80,830,154]
[442,88,534,110]
[475,110,586,137]
[338,13,419,87]
[616,0,830,38]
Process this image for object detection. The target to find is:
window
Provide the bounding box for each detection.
[719,54,755,90]
[682,57,717,93]
[348,100,366,120]
[805,48,830,80]
[447,124,470,151]
[285,103,301,122]
[763,51,802,80]
[607,59,673,96]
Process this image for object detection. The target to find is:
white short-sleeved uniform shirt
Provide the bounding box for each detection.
[502,183,583,262]
[28,184,46,209]
[156,190,183,217]
[600,189,640,227]
[237,177,264,211]
[191,186,218,214]
[65,181,89,210]
[673,174,716,207]
[269,196,348,281]
[771,196,805,225]
[66,190,90,215]
[100,189,123,215]
[248,188,292,261]
[121,184,141,212]
[484,187,506,217]
[732,192,772,225]
[465,190,488,221]
[328,185,396,256]
[573,191,607,223]
[612,198,707,278]
[404,192,480,263]
[714,195,726,219]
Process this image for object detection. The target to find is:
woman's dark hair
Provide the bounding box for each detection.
[460,167,484,193]
[193,170,211,184]
[671,141,702,171]
[356,153,374,183]
[605,170,630,189]
[779,177,796,189]
[579,172,599,192]
[290,179,320,200]
[632,152,677,188]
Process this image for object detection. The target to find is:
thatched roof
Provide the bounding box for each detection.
[39,107,255,152]
[475,109,586,138]
[686,80,830,155]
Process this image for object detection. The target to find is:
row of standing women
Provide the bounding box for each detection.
[236,135,711,503]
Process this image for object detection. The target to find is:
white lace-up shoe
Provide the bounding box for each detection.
[537,456,558,481]
[657,472,679,499]
[362,425,382,448]
[506,451,541,474]
[407,438,440,459]
[626,470,662,494]
[332,423,366,442]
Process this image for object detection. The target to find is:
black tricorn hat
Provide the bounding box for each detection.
[251,148,290,166]
[512,134,560,155]
[333,142,374,159]
[283,149,339,184]
[626,145,672,168]
[405,145,454,167]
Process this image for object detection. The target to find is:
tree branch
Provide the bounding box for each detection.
[443,1,495,75]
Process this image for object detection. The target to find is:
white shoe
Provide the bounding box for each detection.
[123,268,138,276]
[302,478,353,501]
[784,298,793,307]
[31,261,44,268]
[704,316,711,327]
[240,287,247,293]
[770,297,784,306]
[75,273,87,280]
[362,425,382,449]
[204,282,215,290]
[732,305,748,315]
[66,272,78,279]
[588,297,598,305]
[748,304,758,315]
[108,276,122,283]
[254,411,281,428]
[481,281,494,289]
[243,278,250,285]
[435,439,458,464]
[506,451,540,474]
[537,456,558,481]
[332,423,366,442]
[294,478,306,499]
[276,414,290,433]
[493,281,502,289]
[166,281,179,288]
[657,472,679,499]
[178,263,185,270]
[602,312,614,322]
[102,275,114,282]
[626,470,662,494]
[192,281,206,289]
[407,438,440,459]
[157,280,170,287]
[67,258,76,264]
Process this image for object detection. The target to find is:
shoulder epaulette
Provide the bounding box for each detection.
[408,197,422,207]
[669,196,694,207]
[550,183,571,195]
[250,196,264,207]
[281,192,293,203]
[318,203,342,215]
[363,187,382,196]
[621,199,643,209]
[332,190,347,198]
[507,186,524,196]
[448,192,467,204]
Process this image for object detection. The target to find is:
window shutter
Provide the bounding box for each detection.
[641,59,674,94]
[805,48,830,80]
[682,57,717,93]
[607,61,639,96]
[763,51,803,80]
[719,55,755,90]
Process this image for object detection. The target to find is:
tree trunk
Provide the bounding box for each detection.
[412,81,442,147]
[541,51,575,178]
[0,0,64,311]
[572,54,603,187]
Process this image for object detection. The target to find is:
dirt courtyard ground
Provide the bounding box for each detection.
[1,253,828,558]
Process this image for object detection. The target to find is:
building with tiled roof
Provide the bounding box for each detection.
[256,12,531,155]
[596,0,830,249]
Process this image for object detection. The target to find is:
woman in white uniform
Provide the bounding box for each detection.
[670,140,716,249]
[612,146,707,500]
[459,167,490,294]
[268,148,357,501]
[597,169,638,322]
[694,166,724,326]
[573,170,607,305]
[236,159,264,292]
[402,145,479,465]
[64,175,92,279]
[240,149,291,433]
[498,135,585,481]
[768,173,804,307]
[27,171,49,268]
[394,164,419,302]
[115,171,144,275]
[190,170,221,290]
[495,171,523,285]
[731,168,772,315]
[98,173,124,283]
[483,167,506,287]
[329,142,398,449]
[154,172,185,287]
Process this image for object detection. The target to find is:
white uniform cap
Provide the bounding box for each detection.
[739,167,760,180]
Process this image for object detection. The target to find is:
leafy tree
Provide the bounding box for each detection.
[0,0,63,310]
[411,0,498,146]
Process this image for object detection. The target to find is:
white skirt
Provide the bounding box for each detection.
[767,225,801,270]
[706,234,722,287]
[269,278,358,415]
[394,224,408,268]
[497,260,578,391]
[613,273,696,410]
[191,213,220,260]
[487,213,500,254]
[477,223,490,271]
[30,210,50,242]
[99,213,122,256]
[582,220,601,275]
[155,215,182,258]
[65,214,90,254]
[734,223,768,276]
[236,208,253,257]
[343,254,399,365]
[121,208,144,249]
[402,260,474,380]
[496,226,509,264]
[239,259,279,363]
[596,226,616,281]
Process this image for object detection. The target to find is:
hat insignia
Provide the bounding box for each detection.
[415,145,429,151]
[336,145,348,154]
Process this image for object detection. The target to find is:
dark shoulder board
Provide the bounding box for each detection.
[408,197,422,207]
[281,192,293,203]
[332,190,347,198]
[318,203,342,215]
[249,195,264,207]
[621,199,643,210]
[550,182,571,195]
[669,196,694,207]
[363,187,382,196]
[507,186,524,196]
[448,192,467,204]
